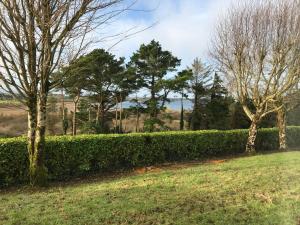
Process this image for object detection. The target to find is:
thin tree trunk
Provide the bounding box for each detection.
[100,107,105,133]
[72,99,78,136]
[88,104,91,122]
[136,107,140,133]
[61,88,67,135]
[115,97,118,133]
[135,94,140,133]
[148,76,157,132]
[191,92,199,130]
[277,107,287,151]
[61,89,65,122]
[119,95,123,133]
[30,95,48,186]
[124,113,127,133]
[246,120,258,154]
[180,94,184,130]
[150,75,157,119]
[96,103,100,124]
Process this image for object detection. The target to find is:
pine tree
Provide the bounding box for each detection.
[188,58,211,130]
[206,73,232,130]
[173,69,193,130]
[129,40,181,131]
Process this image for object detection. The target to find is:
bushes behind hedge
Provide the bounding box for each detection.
[0,127,300,187]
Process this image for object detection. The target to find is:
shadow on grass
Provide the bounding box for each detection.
[0,149,298,195]
[2,180,298,225]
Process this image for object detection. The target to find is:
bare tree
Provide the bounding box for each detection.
[211,0,300,153]
[0,0,134,185]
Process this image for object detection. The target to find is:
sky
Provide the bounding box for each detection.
[96,0,234,70]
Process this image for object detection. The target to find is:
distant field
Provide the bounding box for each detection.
[0,100,185,137]
[0,99,22,105]
[0,151,299,225]
[0,100,73,137]
[0,101,27,137]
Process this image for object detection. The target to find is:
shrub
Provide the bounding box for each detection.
[0,127,299,187]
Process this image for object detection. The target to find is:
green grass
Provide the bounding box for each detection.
[1,151,300,225]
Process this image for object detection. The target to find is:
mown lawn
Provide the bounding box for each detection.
[1,151,300,225]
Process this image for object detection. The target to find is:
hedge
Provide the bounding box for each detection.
[0,127,300,187]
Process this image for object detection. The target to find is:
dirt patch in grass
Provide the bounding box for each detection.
[207,159,227,164]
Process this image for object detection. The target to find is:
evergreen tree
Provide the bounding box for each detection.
[61,57,90,135]
[206,73,232,130]
[129,40,181,131]
[229,101,251,129]
[83,49,126,133]
[173,69,193,130]
[62,49,138,134]
[188,58,211,130]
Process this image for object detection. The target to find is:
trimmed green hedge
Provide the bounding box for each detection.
[1,127,300,187]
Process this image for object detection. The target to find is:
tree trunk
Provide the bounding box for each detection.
[136,107,140,133]
[72,100,78,136]
[88,104,91,122]
[61,89,68,135]
[96,103,100,124]
[115,97,118,133]
[119,95,123,133]
[30,95,48,186]
[27,99,37,176]
[180,95,184,130]
[124,113,127,133]
[191,92,200,130]
[61,89,65,118]
[150,75,157,119]
[100,107,105,133]
[246,120,258,154]
[277,107,287,151]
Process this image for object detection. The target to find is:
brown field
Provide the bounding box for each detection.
[0,102,187,137]
[0,104,27,137]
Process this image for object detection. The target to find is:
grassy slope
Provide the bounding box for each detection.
[0,152,299,225]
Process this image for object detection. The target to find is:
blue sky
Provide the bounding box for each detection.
[96,0,234,71]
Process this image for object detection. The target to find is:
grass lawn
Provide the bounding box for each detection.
[1,151,300,225]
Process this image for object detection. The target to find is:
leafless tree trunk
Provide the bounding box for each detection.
[246,122,258,153]
[277,106,287,151]
[27,97,37,176]
[245,114,262,154]
[0,0,134,185]
[32,94,48,184]
[211,0,300,153]
[275,88,300,150]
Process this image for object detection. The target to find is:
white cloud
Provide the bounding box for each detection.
[96,0,234,69]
